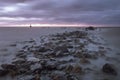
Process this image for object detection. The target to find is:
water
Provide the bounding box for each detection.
[0,27,78,48]
[0,27,120,50]
[101,27,120,52]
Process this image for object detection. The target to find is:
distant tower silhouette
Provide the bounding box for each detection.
[30,24,32,28]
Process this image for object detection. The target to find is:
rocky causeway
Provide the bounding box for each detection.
[0,27,119,80]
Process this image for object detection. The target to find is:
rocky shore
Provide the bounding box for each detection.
[0,27,118,80]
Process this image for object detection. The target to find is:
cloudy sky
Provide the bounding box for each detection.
[0,0,120,26]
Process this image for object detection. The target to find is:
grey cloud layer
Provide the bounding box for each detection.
[0,0,120,25]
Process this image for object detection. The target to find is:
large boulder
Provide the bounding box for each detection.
[0,69,9,77]
[102,63,117,75]
[1,64,18,71]
[86,26,95,30]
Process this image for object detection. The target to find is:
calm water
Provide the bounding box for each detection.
[0,27,120,50]
[0,27,78,48]
[101,27,120,52]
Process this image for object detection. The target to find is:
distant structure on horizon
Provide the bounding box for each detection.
[30,24,32,28]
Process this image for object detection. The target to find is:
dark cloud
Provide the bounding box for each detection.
[0,0,27,3]
[0,0,120,26]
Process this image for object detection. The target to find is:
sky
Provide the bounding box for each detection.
[0,0,120,26]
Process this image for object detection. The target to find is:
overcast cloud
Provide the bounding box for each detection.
[0,0,120,26]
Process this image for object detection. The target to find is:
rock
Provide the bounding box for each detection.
[80,58,90,64]
[86,26,95,30]
[44,61,58,70]
[0,69,9,77]
[9,44,17,47]
[27,57,40,62]
[67,45,73,48]
[1,64,18,71]
[1,64,19,77]
[66,74,77,80]
[31,63,42,71]
[55,51,69,57]
[16,52,27,58]
[40,75,52,80]
[74,52,83,58]
[30,74,40,80]
[84,68,93,73]
[54,46,69,53]
[39,47,50,52]
[0,48,8,51]
[102,63,117,75]
[12,59,26,64]
[74,52,93,59]
[28,39,35,43]
[50,72,67,80]
[71,31,87,38]
[82,53,92,58]
[33,68,42,74]
[65,65,83,74]
[65,65,74,73]
[72,65,83,73]
[17,63,32,75]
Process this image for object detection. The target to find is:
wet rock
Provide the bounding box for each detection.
[66,74,77,80]
[40,75,52,80]
[18,68,28,74]
[28,39,35,43]
[19,62,31,70]
[31,63,43,74]
[12,59,26,65]
[55,51,69,57]
[16,52,27,58]
[1,64,18,71]
[44,61,58,70]
[80,58,90,64]
[1,64,19,77]
[54,46,69,53]
[65,65,83,74]
[74,52,93,59]
[27,57,40,62]
[30,74,40,80]
[65,65,74,73]
[102,63,117,75]
[82,53,92,58]
[0,69,9,77]
[13,61,32,75]
[72,31,87,38]
[74,52,83,58]
[31,63,42,71]
[84,68,93,73]
[72,65,83,73]
[39,47,50,52]
[67,45,73,48]
[9,44,17,47]
[50,72,67,80]
[86,26,95,30]
[0,48,8,51]
[33,68,42,74]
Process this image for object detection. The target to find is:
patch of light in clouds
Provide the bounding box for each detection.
[2,6,18,12]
